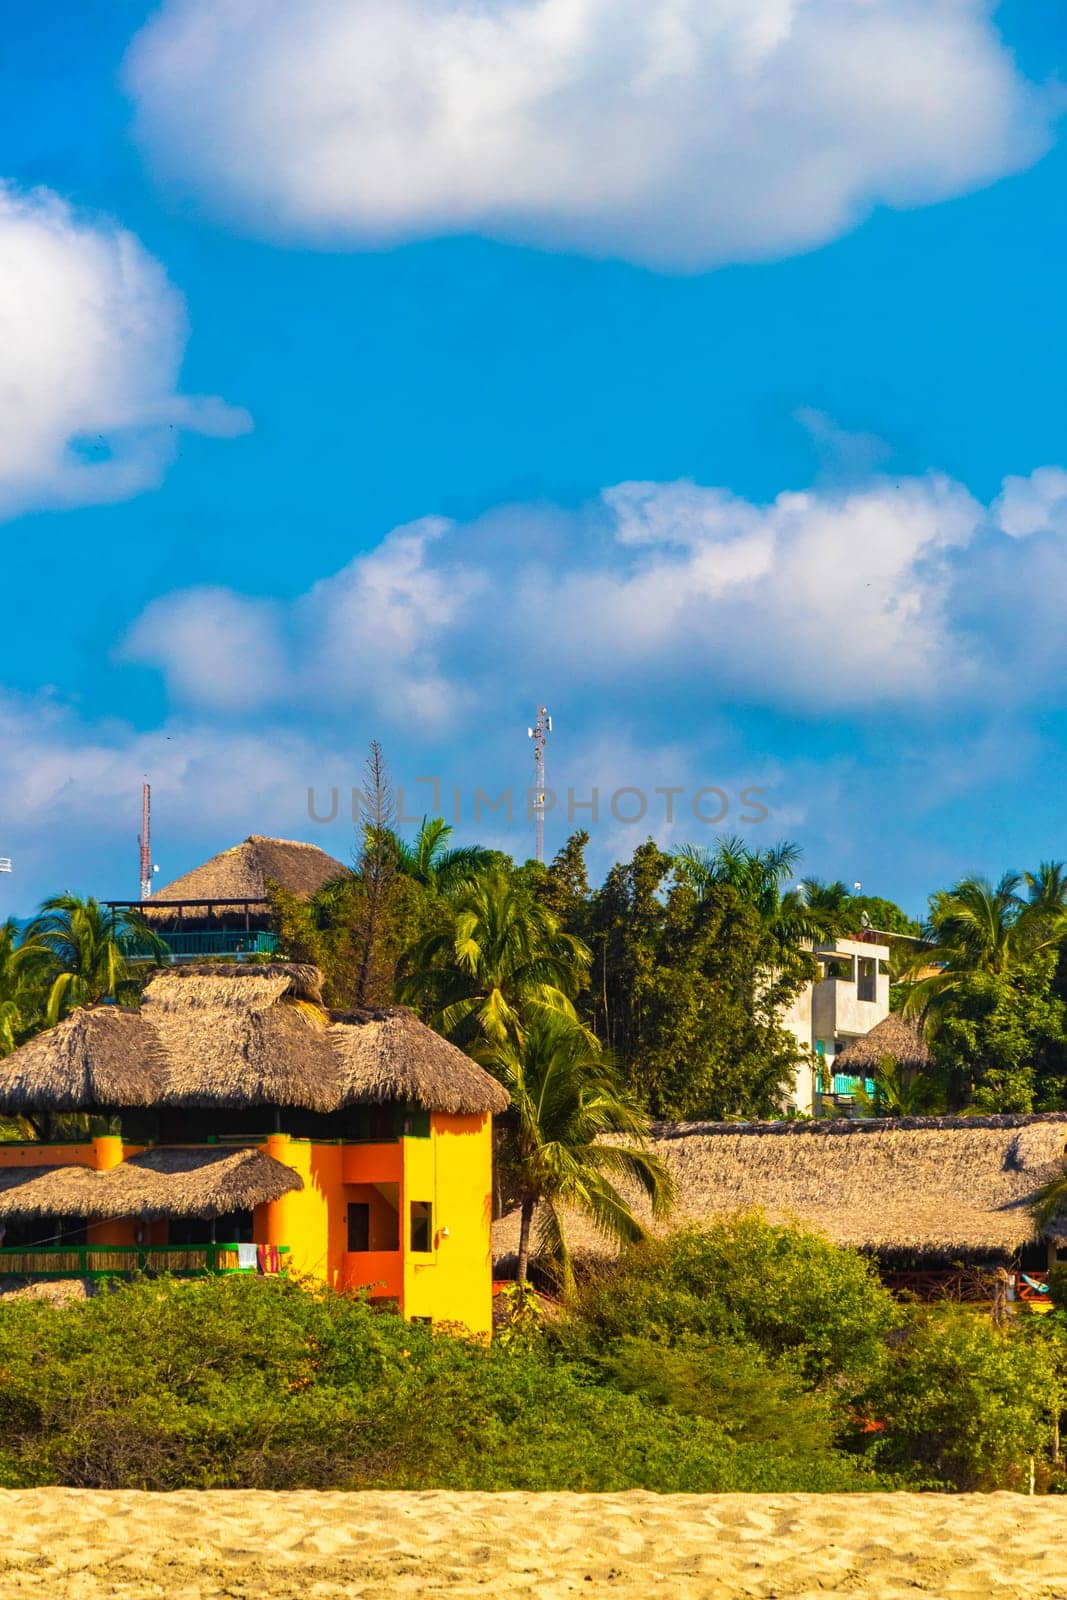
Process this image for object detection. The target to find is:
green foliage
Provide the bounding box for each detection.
[569,1217,900,1386]
[860,1305,1060,1490]
[600,1334,842,1457]
[400,866,591,1045]
[479,1012,674,1287]
[0,1274,877,1494]
[927,961,1066,1113]
[584,842,807,1119]
[21,895,166,1025]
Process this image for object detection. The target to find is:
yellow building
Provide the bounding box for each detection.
[0,965,508,1337]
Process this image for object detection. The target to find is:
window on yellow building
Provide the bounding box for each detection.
[409,1200,433,1253]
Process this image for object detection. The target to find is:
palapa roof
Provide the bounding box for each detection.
[0,1147,301,1221]
[331,1008,510,1117]
[493,1114,1067,1265]
[0,964,508,1118]
[148,835,348,909]
[835,1013,932,1074]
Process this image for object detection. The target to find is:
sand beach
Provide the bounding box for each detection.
[0,1489,1064,1599]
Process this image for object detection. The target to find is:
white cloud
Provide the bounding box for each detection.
[993,466,1067,539]
[122,463,1067,724]
[125,0,1052,270]
[0,183,249,521]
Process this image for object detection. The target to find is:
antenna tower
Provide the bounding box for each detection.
[138,782,152,901]
[527,707,552,864]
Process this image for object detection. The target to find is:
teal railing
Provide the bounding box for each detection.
[156,930,279,958]
[0,1243,289,1278]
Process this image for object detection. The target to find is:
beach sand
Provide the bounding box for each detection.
[0,1489,1065,1599]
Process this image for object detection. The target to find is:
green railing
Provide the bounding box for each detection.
[159,931,280,958]
[0,1243,290,1279]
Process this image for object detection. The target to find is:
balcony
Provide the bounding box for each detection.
[0,1243,290,1278]
[158,930,280,959]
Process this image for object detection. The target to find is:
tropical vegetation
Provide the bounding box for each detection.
[0,1215,1064,1494]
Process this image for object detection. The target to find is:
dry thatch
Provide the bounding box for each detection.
[0,1147,301,1221]
[330,1008,510,1117]
[0,966,508,1118]
[0,1008,169,1111]
[492,1114,1067,1265]
[147,835,348,911]
[143,964,337,1112]
[835,1014,932,1074]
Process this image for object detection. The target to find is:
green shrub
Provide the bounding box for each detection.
[0,1273,878,1493]
[858,1305,1060,1490]
[567,1216,900,1384]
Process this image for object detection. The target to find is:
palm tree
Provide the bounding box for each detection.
[901,872,1064,1019]
[480,1013,674,1289]
[393,816,493,895]
[0,917,51,1055]
[400,867,591,1045]
[24,895,168,1025]
[672,838,842,953]
[852,1056,944,1117]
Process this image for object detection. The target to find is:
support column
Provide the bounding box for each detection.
[89,1135,135,1247]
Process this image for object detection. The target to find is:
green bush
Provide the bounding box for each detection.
[567,1216,900,1384]
[0,1273,878,1493]
[858,1305,1060,1490]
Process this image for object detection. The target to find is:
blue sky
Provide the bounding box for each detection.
[1,0,1066,917]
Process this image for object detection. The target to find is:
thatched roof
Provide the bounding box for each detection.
[0,965,508,1118]
[835,1014,932,1074]
[148,835,348,909]
[143,964,338,1112]
[493,1114,1067,1265]
[0,1007,169,1110]
[0,1147,301,1221]
[331,1008,510,1116]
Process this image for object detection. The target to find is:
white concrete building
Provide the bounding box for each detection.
[781,936,891,1113]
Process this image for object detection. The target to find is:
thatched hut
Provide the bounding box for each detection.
[493,1114,1067,1275]
[149,835,348,909]
[0,965,507,1334]
[834,1014,932,1075]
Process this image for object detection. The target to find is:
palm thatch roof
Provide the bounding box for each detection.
[147,835,348,911]
[835,1014,932,1074]
[493,1114,1067,1265]
[0,1007,169,1110]
[0,1147,301,1220]
[0,965,508,1118]
[331,1008,510,1116]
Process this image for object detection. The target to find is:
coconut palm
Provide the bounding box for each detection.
[392,816,493,895]
[400,867,591,1045]
[672,838,842,953]
[24,895,168,1025]
[0,917,52,1055]
[902,872,1064,1019]
[480,1012,674,1289]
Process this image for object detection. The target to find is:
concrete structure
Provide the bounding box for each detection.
[780,935,891,1113]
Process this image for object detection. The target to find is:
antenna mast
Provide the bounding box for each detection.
[527,706,552,864]
[138,782,152,901]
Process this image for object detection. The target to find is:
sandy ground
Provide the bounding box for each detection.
[0,1489,1065,1599]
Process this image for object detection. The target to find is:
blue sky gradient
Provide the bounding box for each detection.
[1,1,1065,916]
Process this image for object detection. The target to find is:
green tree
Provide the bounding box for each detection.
[391,816,493,895]
[536,831,591,932]
[400,867,591,1045]
[24,896,166,1025]
[479,1012,673,1288]
[585,843,807,1118]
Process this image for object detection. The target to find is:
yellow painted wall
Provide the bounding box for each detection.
[402,1113,494,1338]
